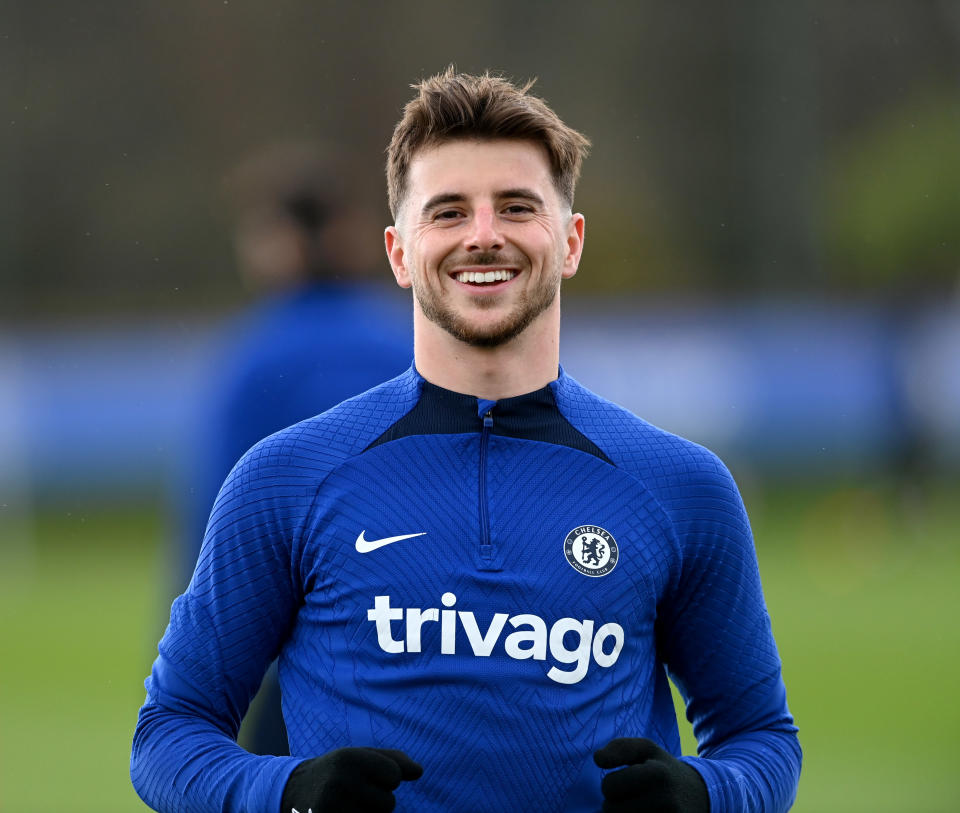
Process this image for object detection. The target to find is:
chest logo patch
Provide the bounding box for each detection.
[564,525,619,577]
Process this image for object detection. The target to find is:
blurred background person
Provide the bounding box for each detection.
[173,142,411,755]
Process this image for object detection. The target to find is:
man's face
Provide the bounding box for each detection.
[385,139,584,348]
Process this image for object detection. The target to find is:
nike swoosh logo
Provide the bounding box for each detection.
[355,530,427,553]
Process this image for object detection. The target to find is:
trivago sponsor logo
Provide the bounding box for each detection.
[367,592,624,685]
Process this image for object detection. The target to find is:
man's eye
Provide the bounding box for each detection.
[504,205,533,215]
[435,210,462,220]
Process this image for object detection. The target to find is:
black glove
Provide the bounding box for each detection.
[594,737,709,813]
[280,747,423,813]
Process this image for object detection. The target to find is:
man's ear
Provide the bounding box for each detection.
[385,226,412,289]
[561,213,585,280]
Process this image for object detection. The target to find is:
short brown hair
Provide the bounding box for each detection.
[386,66,591,219]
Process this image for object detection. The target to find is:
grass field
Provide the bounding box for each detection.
[1,479,958,811]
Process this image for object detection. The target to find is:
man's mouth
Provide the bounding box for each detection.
[453,269,518,285]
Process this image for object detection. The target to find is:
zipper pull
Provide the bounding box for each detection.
[477,397,496,429]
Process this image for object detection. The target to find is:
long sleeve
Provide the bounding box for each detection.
[132,434,314,812]
[552,374,801,812]
[656,455,801,813]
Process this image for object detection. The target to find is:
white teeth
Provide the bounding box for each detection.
[455,269,516,284]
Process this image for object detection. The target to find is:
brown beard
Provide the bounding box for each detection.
[414,252,561,348]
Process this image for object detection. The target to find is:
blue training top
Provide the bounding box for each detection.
[133,365,801,813]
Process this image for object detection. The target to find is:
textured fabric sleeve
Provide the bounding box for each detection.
[131,431,316,813]
[656,452,801,813]
[550,373,800,810]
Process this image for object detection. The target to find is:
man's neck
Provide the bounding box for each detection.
[413,310,561,401]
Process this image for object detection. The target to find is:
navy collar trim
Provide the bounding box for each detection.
[366,370,611,463]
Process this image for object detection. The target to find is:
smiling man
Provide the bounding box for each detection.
[387,138,581,357]
[132,68,801,813]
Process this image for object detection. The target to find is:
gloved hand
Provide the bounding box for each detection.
[280,747,423,813]
[594,737,709,813]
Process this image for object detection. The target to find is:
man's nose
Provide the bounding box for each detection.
[464,207,504,252]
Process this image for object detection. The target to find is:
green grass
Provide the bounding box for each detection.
[2,480,958,811]
[675,479,960,812]
[0,504,167,812]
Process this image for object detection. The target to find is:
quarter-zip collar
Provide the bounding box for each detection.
[367,366,611,464]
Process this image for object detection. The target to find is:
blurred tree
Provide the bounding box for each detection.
[822,90,960,296]
[3,0,959,320]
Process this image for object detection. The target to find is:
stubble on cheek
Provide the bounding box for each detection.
[412,262,561,348]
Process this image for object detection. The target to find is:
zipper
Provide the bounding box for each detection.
[479,408,494,564]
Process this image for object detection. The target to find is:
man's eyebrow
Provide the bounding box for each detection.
[421,193,465,216]
[497,188,545,206]
[420,188,546,217]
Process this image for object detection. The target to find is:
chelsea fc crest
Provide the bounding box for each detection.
[563,525,619,577]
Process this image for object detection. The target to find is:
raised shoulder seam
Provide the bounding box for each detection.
[215,370,423,584]
[552,376,734,588]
